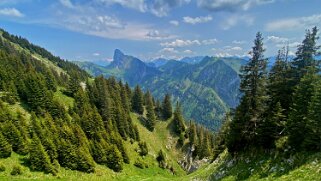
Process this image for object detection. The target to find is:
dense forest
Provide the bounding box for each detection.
[0,28,216,176]
[214,27,321,157]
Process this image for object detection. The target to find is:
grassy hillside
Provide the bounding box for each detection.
[0,102,189,181]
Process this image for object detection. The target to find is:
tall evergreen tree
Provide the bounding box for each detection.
[29,135,56,175]
[287,71,319,150]
[172,102,185,135]
[162,94,172,120]
[305,78,321,151]
[145,90,156,131]
[132,85,144,114]
[227,32,268,152]
[0,132,11,158]
[292,26,320,82]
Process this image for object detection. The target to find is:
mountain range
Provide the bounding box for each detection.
[76,50,246,130]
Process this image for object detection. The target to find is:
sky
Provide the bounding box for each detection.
[0,0,321,62]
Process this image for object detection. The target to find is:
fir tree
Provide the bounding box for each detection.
[305,78,321,151]
[0,132,11,158]
[162,94,172,120]
[29,135,56,175]
[287,71,319,150]
[132,85,144,114]
[138,141,148,156]
[292,26,320,82]
[145,90,156,131]
[227,32,268,152]
[172,102,185,135]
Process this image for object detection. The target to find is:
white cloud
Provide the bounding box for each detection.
[202,38,218,45]
[145,30,174,40]
[93,52,100,56]
[161,38,218,47]
[214,52,232,57]
[266,14,321,31]
[159,47,178,53]
[59,0,75,9]
[169,20,179,26]
[183,49,193,54]
[98,0,190,17]
[288,42,300,48]
[98,0,147,12]
[232,40,246,44]
[197,0,275,12]
[183,15,212,24]
[267,36,288,43]
[161,39,201,47]
[150,0,190,17]
[221,14,254,30]
[0,8,24,17]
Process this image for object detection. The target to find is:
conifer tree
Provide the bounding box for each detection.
[138,141,148,156]
[287,71,319,150]
[106,145,123,172]
[227,32,268,152]
[0,132,11,158]
[172,102,185,135]
[145,90,156,131]
[132,85,144,114]
[188,122,197,145]
[29,135,56,175]
[162,94,172,120]
[305,78,321,151]
[292,26,320,83]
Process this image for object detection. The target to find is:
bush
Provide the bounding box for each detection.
[0,164,5,172]
[10,165,23,175]
[134,158,148,169]
[138,141,148,156]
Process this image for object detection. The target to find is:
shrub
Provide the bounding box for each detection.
[0,164,5,172]
[134,158,148,169]
[10,165,23,175]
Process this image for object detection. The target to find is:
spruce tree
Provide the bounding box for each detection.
[287,71,319,150]
[145,90,156,131]
[305,78,321,151]
[162,94,172,120]
[106,145,123,172]
[132,85,144,114]
[29,135,56,174]
[227,32,268,152]
[292,26,320,83]
[188,122,197,146]
[172,102,185,135]
[0,132,11,158]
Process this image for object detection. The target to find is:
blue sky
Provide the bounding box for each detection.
[0,0,320,62]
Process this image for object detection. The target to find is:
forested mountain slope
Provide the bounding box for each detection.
[0,28,217,180]
[76,51,243,130]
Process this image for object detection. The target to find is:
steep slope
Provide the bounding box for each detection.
[76,51,242,130]
[0,28,217,181]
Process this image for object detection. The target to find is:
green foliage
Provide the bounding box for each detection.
[1,121,28,155]
[227,32,268,153]
[145,90,156,131]
[156,149,166,169]
[0,164,5,172]
[162,94,172,120]
[29,135,56,175]
[106,145,123,172]
[172,102,185,135]
[0,132,11,158]
[138,141,148,156]
[10,165,23,176]
[132,85,144,114]
[134,158,148,169]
